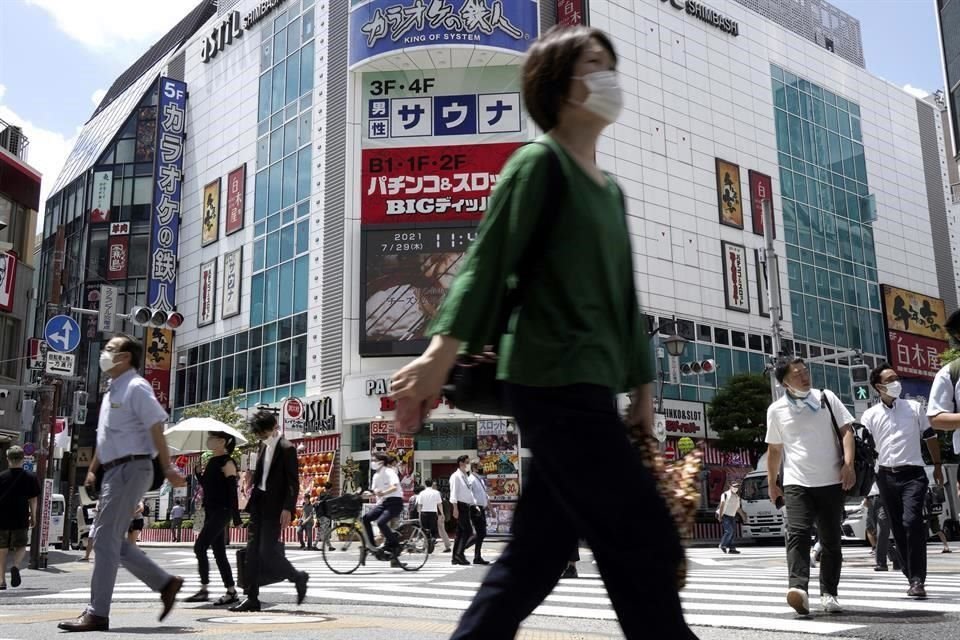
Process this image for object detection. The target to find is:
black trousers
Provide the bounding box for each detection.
[194,508,235,588]
[463,506,488,560]
[420,512,440,551]
[450,384,694,640]
[877,466,929,584]
[453,501,476,560]
[784,484,845,596]
[244,498,299,599]
[362,497,404,550]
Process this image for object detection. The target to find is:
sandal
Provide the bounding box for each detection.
[184,588,210,603]
[215,591,239,606]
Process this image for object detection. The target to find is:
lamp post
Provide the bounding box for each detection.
[649,323,689,453]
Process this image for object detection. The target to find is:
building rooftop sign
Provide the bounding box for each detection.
[662,0,739,37]
[201,0,288,63]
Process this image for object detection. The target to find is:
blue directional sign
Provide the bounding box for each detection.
[44,315,81,353]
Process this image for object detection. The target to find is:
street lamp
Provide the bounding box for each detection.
[662,334,688,358]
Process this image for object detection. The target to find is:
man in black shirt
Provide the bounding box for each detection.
[0,446,41,590]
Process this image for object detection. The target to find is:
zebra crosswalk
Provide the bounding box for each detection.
[30,547,960,635]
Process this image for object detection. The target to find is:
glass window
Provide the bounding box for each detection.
[786,85,801,114]
[198,364,209,403]
[185,367,197,405]
[294,313,307,335]
[279,261,294,318]
[293,335,307,381]
[287,18,301,54]
[237,331,249,352]
[296,219,309,254]
[277,340,292,386]
[254,170,268,222]
[251,273,265,325]
[254,239,265,272]
[714,328,729,345]
[282,207,295,225]
[265,268,279,321]
[294,255,309,313]
[233,351,247,393]
[115,139,135,163]
[851,117,862,142]
[825,105,840,133]
[840,137,856,178]
[283,119,298,157]
[300,41,315,95]
[263,344,277,389]
[285,50,300,105]
[280,224,295,262]
[302,8,315,39]
[248,348,262,391]
[788,115,804,158]
[261,37,273,72]
[266,230,280,267]
[297,147,312,201]
[269,162,283,214]
[268,212,282,233]
[838,110,852,138]
[128,235,149,276]
[279,317,292,340]
[257,136,269,168]
[732,332,746,349]
[299,110,312,147]
[223,335,235,356]
[274,26,287,64]
[272,63,286,113]
[780,166,794,200]
[270,128,284,163]
[771,64,784,81]
[282,154,297,207]
[258,73,272,121]
[210,359,222,400]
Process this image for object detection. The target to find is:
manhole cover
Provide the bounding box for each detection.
[206,615,331,625]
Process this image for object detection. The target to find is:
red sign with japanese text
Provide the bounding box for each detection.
[107,236,129,280]
[144,327,173,409]
[749,170,775,238]
[226,165,245,235]
[144,368,171,409]
[557,0,587,27]
[360,142,520,225]
[887,330,948,381]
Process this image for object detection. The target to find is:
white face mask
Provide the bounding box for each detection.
[99,351,117,374]
[572,71,623,123]
[784,384,810,400]
[371,461,382,471]
[882,381,902,399]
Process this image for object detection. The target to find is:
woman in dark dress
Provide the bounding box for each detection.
[184,431,242,605]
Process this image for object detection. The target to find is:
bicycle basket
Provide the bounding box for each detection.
[324,494,363,520]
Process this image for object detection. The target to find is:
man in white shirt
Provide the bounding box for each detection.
[862,363,942,598]
[463,461,490,565]
[449,455,477,566]
[926,309,960,501]
[765,358,856,616]
[417,480,445,553]
[716,481,746,554]
[361,454,405,568]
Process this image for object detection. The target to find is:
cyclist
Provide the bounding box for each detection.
[362,453,405,568]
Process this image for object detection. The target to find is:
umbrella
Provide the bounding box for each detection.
[163,418,248,453]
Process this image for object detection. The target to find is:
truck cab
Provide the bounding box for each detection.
[738,470,785,540]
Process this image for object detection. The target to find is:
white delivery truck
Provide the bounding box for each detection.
[738,457,786,541]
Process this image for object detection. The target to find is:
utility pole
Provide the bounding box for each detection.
[761,199,785,403]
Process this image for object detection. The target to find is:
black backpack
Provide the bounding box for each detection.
[821,389,877,497]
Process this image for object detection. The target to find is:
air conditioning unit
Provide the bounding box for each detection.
[0,125,24,157]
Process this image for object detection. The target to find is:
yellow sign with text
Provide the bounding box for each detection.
[881,285,948,341]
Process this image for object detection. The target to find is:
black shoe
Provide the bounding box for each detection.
[10,567,20,588]
[230,598,261,612]
[452,556,470,566]
[561,565,578,579]
[184,588,209,603]
[874,565,889,572]
[214,591,239,606]
[908,582,927,599]
[58,612,110,632]
[473,558,490,565]
[327,546,336,552]
[727,548,741,555]
[159,576,183,622]
[299,544,305,549]
[390,558,407,569]
[442,548,452,553]
[294,572,309,605]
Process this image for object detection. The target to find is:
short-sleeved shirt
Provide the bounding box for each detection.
[926,364,960,453]
[0,468,41,530]
[765,389,854,488]
[719,490,742,517]
[470,475,489,507]
[372,467,401,504]
[417,487,443,513]
[170,505,185,519]
[96,369,168,464]
[861,399,932,467]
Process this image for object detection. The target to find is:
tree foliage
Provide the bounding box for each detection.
[707,374,771,461]
[940,348,960,366]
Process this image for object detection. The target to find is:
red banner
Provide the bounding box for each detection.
[749,170,774,238]
[360,142,520,225]
[144,368,171,409]
[556,0,587,26]
[887,330,948,381]
[226,165,245,235]
[107,236,129,280]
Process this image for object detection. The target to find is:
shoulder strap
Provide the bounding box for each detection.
[950,360,960,412]
[821,389,844,453]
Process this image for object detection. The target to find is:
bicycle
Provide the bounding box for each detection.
[320,493,431,575]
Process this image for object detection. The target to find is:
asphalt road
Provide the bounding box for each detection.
[1,542,958,639]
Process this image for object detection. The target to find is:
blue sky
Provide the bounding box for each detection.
[0,0,948,227]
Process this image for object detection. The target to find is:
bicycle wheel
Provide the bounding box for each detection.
[322,523,364,574]
[397,524,430,572]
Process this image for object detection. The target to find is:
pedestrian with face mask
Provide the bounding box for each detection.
[361,454,405,568]
[765,358,857,616]
[716,481,746,554]
[389,25,695,639]
[861,363,943,598]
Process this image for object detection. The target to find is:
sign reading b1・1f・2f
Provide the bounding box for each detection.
[349,0,539,67]
[148,78,187,313]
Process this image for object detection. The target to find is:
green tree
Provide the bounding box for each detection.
[707,373,771,464]
[179,388,253,464]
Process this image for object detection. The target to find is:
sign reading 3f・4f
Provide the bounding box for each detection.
[148,78,187,314]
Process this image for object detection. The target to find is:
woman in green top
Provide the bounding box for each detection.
[390,26,696,639]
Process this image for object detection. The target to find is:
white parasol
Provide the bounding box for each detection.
[163,417,248,453]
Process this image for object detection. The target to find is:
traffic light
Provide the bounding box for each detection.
[680,359,717,375]
[850,364,870,402]
[128,306,184,330]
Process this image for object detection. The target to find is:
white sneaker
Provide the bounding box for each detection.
[786,588,809,615]
[821,594,843,613]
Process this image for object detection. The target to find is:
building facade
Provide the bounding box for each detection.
[38,0,954,518]
[937,0,960,162]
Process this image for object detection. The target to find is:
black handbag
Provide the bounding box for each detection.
[441,142,564,416]
[821,389,877,497]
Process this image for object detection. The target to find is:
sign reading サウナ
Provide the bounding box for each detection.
[148,78,187,314]
[349,0,539,67]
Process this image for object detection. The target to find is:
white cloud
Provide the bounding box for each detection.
[902,84,930,100]
[25,0,202,52]
[91,88,108,108]
[0,86,78,232]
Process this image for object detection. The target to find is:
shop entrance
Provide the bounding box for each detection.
[429,462,459,495]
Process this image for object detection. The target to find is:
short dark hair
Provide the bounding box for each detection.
[425,479,433,487]
[775,357,806,384]
[374,453,392,465]
[947,309,960,341]
[522,25,618,132]
[457,454,470,464]
[114,333,142,369]
[870,362,895,392]
[248,410,277,435]
[6,445,24,463]
[324,482,332,490]
[209,430,236,453]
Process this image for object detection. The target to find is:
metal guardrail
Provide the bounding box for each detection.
[0,117,29,160]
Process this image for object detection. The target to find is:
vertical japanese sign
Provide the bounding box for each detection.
[0,252,17,312]
[476,419,520,534]
[221,247,242,318]
[225,165,246,235]
[90,170,113,223]
[369,420,416,499]
[556,0,588,26]
[716,158,743,229]
[198,258,217,327]
[39,478,54,549]
[349,0,539,68]
[202,178,220,246]
[107,236,129,280]
[748,170,774,237]
[755,249,781,319]
[148,77,187,314]
[722,241,749,313]
[144,328,173,408]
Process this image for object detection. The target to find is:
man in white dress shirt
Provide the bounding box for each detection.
[463,461,490,565]
[417,480,445,553]
[927,309,960,502]
[449,455,477,566]
[861,363,942,599]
